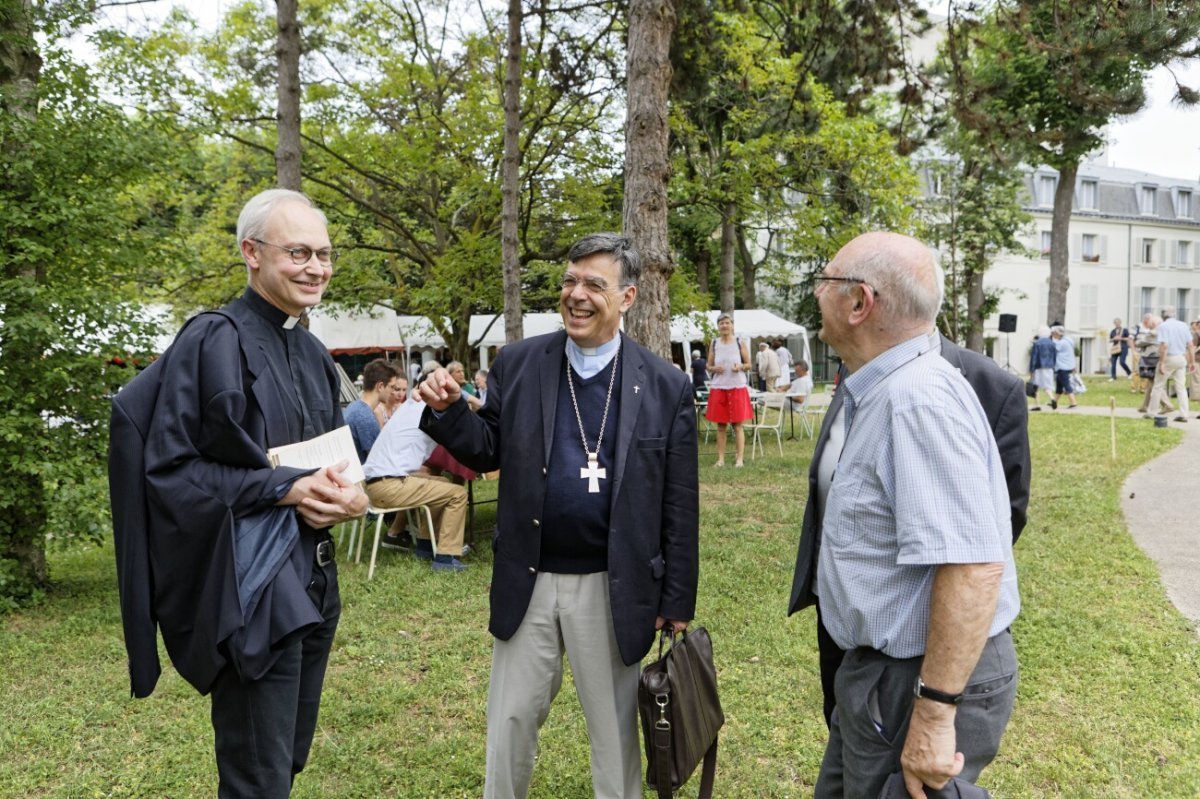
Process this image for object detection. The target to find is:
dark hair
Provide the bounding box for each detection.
[362,358,398,391]
[566,233,642,287]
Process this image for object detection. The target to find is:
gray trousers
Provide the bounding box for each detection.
[483,572,642,799]
[815,629,1017,798]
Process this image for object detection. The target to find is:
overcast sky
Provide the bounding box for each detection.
[94,0,1200,182]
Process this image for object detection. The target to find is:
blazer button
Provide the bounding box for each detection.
[532,518,540,527]
[542,467,547,475]
[528,566,536,574]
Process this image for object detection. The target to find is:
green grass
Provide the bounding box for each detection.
[1,415,1197,797]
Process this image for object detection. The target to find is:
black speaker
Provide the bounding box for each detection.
[998,313,1017,333]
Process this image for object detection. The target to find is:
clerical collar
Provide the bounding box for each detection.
[243,287,302,329]
[566,333,620,379]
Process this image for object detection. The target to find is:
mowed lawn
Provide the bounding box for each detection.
[2,409,1199,798]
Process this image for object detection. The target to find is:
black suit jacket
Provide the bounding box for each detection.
[787,335,1030,617]
[421,331,699,666]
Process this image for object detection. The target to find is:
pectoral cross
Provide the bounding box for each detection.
[580,453,606,493]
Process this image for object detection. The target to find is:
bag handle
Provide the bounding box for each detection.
[650,626,717,799]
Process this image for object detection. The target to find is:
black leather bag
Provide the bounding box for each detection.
[638,627,724,799]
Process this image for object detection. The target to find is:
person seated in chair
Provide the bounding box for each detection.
[362,388,470,572]
[787,360,813,408]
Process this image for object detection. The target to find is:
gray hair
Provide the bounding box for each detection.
[1162,306,1177,319]
[1037,325,1051,338]
[839,245,944,324]
[795,359,809,371]
[236,189,326,246]
[692,350,702,359]
[421,360,442,377]
[566,233,642,287]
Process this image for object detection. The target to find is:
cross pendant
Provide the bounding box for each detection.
[580,453,606,493]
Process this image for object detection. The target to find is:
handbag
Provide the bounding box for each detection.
[1069,373,1087,394]
[638,627,724,799]
[1110,342,1122,355]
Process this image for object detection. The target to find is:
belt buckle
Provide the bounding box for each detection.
[315,539,335,567]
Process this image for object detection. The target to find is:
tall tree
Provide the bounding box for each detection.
[275,0,302,189]
[500,0,523,342]
[623,0,676,356]
[948,0,1200,327]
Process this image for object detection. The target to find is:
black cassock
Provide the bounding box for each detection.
[110,288,342,697]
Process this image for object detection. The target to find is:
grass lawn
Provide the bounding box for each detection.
[3,413,1199,797]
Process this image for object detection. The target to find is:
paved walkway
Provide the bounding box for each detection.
[1056,400,1200,631]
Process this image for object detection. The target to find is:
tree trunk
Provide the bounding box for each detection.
[1047,161,1076,327]
[965,253,986,352]
[274,0,302,190]
[501,0,524,343]
[736,225,757,309]
[719,204,736,314]
[622,0,676,359]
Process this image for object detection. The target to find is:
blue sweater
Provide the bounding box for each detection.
[540,354,622,573]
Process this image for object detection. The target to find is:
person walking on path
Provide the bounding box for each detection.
[1051,326,1078,409]
[1146,306,1195,423]
[1029,326,1056,411]
[1109,318,1132,381]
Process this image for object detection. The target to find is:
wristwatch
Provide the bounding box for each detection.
[913,675,963,705]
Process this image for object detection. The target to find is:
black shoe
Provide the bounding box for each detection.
[1049,399,1058,410]
[413,538,434,560]
[380,532,407,550]
[1030,406,1041,411]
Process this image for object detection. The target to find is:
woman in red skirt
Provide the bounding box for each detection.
[705,313,753,467]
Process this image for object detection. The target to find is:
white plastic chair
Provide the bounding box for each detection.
[746,392,787,458]
[344,502,437,580]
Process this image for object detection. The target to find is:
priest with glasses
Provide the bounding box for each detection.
[418,232,699,799]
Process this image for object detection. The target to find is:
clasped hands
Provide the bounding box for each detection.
[282,460,368,528]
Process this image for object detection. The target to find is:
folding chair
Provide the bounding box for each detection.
[347,501,437,581]
[746,392,787,458]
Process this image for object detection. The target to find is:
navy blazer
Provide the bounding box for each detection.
[421,331,699,666]
[788,335,1031,617]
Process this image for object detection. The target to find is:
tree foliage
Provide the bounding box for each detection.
[946,0,1200,327]
[0,2,179,606]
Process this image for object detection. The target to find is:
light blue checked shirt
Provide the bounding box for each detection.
[817,333,1020,659]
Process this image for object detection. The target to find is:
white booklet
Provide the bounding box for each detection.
[267,425,365,484]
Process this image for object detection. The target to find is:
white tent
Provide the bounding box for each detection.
[669,309,805,342]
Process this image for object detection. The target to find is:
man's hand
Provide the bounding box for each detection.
[900,699,963,798]
[655,616,690,634]
[417,367,462,411]
[280,460,368,528]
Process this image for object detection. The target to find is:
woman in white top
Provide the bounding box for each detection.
[705,313,753,467]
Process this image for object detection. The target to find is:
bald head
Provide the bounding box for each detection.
[831,232,943,327]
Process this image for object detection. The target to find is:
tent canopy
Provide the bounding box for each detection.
[309,306,806,354]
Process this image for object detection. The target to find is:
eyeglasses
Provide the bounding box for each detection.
[561,274,626,295]
[814,273,880,296]
[253,239,337,266]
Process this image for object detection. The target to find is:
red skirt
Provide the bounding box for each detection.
[705,386,753,424]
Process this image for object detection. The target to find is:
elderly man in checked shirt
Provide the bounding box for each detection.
[808,232,1019,799]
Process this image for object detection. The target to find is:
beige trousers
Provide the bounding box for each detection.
[364,474,467,555]
[484,572,642,799]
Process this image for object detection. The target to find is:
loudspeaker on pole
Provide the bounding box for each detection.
[998,313,1017,333]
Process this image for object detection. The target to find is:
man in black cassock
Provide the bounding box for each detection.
[110,189,366,798]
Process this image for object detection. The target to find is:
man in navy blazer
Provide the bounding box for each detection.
[789,333,1030,727]
[419,233,699,799]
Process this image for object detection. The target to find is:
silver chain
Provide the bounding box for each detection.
[565,346,620,458]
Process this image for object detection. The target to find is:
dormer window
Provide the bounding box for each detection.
[1037,175,1056,206]
[1140,185,1158,215]
[1178,190,1192,218]
[1079,180,1097,210]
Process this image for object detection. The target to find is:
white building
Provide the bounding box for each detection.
[955,160,1200,373]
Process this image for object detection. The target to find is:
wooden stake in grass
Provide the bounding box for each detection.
[1110,396,1118,460]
